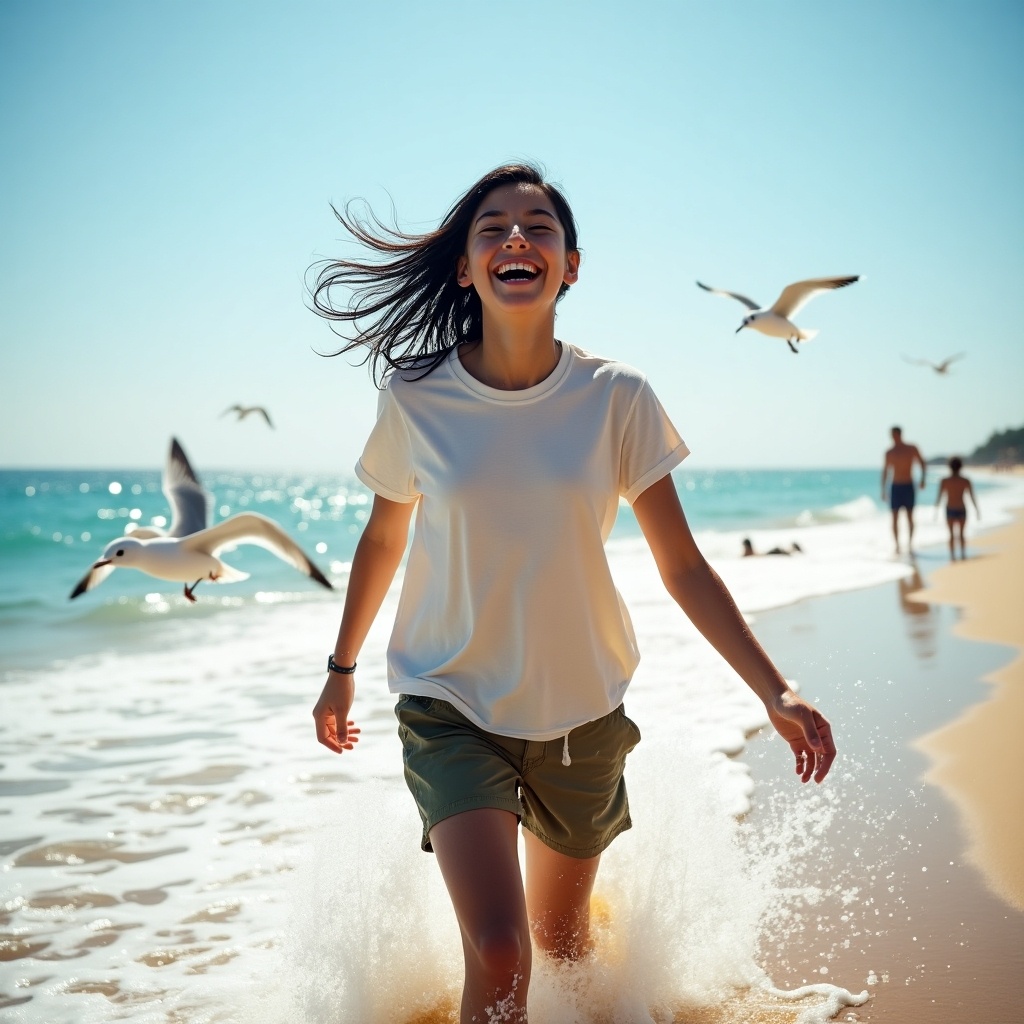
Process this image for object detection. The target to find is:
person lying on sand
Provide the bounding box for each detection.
[742,538,804,557]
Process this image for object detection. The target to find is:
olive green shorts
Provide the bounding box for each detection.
[395,694,641,859]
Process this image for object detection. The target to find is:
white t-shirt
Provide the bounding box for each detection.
[355,342,689,741]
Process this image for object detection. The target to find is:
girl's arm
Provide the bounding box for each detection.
[935,478,947,508]
[632,474,835,783]
[313,494,416,754]
[968,480,981,517]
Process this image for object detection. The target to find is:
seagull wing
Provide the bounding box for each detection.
[164,438,210,538]
[696,281,761,311]
[125,525,167,540]
[770,276,860,320]
[220,405,242,418]
[938,353,966,370]
[257,407,274,428]
[182,512,333,590]
[69,562,116,599]
[902,354,929,367]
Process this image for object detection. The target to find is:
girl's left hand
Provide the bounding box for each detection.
[766,691,836,784]
[312,672,361,754]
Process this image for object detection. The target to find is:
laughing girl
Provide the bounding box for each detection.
[310,163,835,1023]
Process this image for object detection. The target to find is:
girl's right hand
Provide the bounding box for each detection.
[312,672,361,754]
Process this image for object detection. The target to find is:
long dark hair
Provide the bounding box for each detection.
[308,163,580,386]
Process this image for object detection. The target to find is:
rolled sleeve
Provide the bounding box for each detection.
[355,384,419,502]
[619,379,690,504]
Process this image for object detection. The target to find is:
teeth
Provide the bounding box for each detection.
[495,262,540,279]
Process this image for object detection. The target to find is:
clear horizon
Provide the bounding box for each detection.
[0,459,994,475]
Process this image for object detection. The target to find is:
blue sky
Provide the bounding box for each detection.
[1,0,1021,473]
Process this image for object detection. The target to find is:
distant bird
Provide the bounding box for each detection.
[902,353,965,375]
[70,438,332,602]
[221,404,274,428]
[697,276,860,352]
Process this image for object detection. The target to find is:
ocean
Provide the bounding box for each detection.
[0,466,920,669]
[2,462,1023,1023]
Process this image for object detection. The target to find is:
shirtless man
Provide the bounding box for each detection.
[882,426,927,554]
[936,457,980,560]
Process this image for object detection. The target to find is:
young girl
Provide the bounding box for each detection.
[310,164,836,1023]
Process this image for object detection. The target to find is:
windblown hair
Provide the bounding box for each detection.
[308,163,580,386]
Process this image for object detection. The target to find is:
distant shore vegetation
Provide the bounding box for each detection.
[928,424,1024,467]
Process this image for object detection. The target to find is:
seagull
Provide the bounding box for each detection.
[697,276,860,353]
[902,353,965,375]
[70,438,332,603]
[221,404,274,428]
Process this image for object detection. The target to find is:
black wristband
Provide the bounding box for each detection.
[327,655,357,675]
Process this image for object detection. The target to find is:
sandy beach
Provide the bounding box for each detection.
[911,509,1024,911]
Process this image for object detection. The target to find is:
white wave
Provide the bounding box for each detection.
[826,494,879,521]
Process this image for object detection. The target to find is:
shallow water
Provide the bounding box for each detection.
[1,592,864,1024]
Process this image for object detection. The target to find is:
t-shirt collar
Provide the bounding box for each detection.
[448,341,573,404]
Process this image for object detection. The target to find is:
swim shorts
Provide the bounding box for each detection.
[395,694,641,858]
[890,482,916,511]
[946,507,967,522]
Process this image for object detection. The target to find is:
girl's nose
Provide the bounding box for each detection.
[503,225,528,249]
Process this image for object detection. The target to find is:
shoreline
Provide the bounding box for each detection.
[742,519,1024,1021]
[908,510,1024,911]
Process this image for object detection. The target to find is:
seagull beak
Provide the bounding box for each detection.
[92,559,112,568]
[735,324,745,334]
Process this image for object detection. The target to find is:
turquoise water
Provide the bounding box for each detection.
[1,466,884,599]
[0,463,878,667]
[0,462,965,669]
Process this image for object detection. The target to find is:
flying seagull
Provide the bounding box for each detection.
[902,353,965,375]
[221,404,274,428]
[697,276,860,352]
[70,438,332,602]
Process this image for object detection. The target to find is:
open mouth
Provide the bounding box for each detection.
[494,262,541,283]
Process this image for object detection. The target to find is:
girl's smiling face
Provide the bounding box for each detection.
[456,183,579,316]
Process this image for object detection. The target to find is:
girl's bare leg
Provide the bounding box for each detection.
[523,830,601,961]
[430,809,531,1023]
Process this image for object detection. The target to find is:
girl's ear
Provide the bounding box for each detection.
[563,250,581,287]
[456,255,472,288]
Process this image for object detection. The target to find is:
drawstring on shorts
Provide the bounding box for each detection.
[561,732,572,767]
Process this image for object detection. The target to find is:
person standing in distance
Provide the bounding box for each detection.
[882,425,927,555]
[309,163,836,1024]
[936,456,980,560]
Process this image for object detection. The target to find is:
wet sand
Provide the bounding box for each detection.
[745,535,1024,1022]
